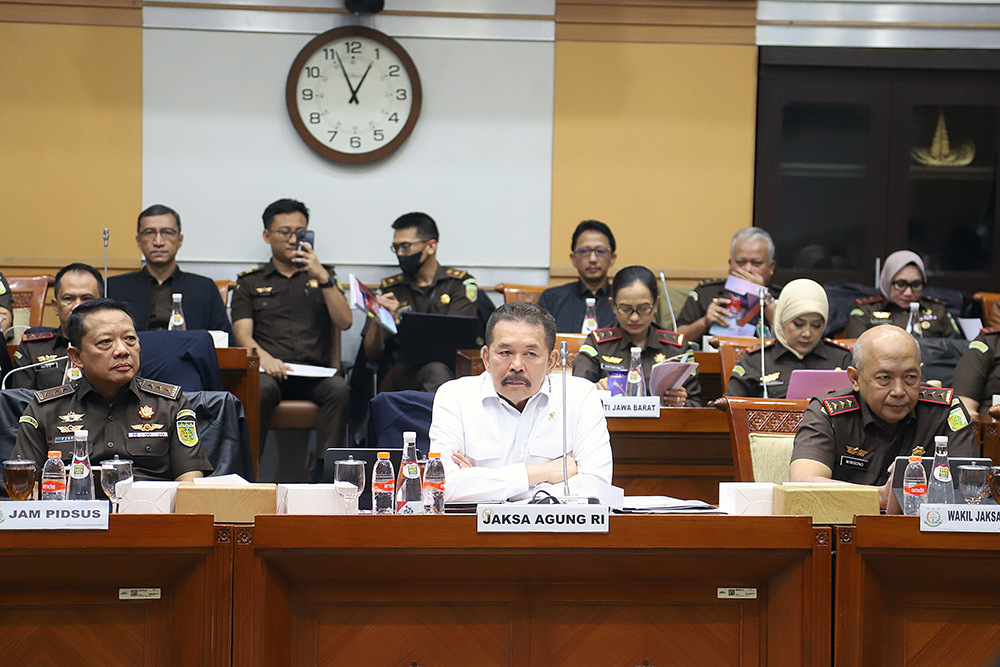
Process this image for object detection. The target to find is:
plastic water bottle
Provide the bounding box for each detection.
[395,432,423,514]
[902,455,927,515]
[927,435,955,504]
[371,452,395,514]
[625,347,645,397]
[581,298,598,336]
[906,302,921,337]
[169,293,186,331]
[422,453,445,515]
[40,450,67,500]
[66,430,94,500]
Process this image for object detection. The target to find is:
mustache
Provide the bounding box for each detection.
[501,373,531,387]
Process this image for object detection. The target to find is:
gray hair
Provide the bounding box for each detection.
[485,302,557,352]
[730,228,775,262]
[851,325,921,372]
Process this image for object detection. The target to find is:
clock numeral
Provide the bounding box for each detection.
[305,66,321,78]
[395,89,407,101]
[374,129,384,141]
[302,89,313,100]
[388,65,400,77]
[374,48,380,59]
[350,136,362,148]
[322,48,336,61]
[345,41,361,54]
[388,113,399,123]
[309,112,321,124]
[327,130,337,142]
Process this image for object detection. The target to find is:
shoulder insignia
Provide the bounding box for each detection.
[696,278,725,287]
[948,406,970,432]
[823,338,852,351]
[33,384,75,403]
[855,295,882,306]
[849,308,864,317]
[237,267,262,277]
[462,276,478,302]
[732,365,746,377]
[380,273,404,288]
[593,327,622,343]
[821,395,860,416]
[923,295,947,306]
[981,327,1000,335]
[970,340,990,354]
[21,330,55,342]
[746,340,775,354]
[12,350,21,360]
[918,386,953,405]
[654,329,685,348]
[137,377,181,400]
[688,290,699,301]
[445,268,468,280]
[19,415,38,428]
[579,344,598,358]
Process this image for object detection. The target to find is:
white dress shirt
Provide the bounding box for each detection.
[429,371,613,502]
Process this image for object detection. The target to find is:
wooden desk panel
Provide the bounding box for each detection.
[234,514,831,667]
[0,514,232,667]
[836,515,1000,667]
[217,347,260,479]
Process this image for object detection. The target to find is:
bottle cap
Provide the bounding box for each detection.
[172,293,182,300]
[74,430,88,440]
[403,431,416,443]
[585,298,595,306]
[909,455,922,462]
[47,450,62,458]
[631,347,642,355]
[428,452,441,458]
[376,452,390,459]
[934,435,948,445]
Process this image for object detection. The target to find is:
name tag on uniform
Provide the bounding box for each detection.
[840,455,870,470]
[128,432,168,439]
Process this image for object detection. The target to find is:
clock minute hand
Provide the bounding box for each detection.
[333,51,359,103]
[349,62,373,104]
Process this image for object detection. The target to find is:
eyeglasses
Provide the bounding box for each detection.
[573,246,612,258]
[615,303,655,317]
[891,279,924,292]
[267,228,300,241]
[139,228,179,240]
[390,240,427,255]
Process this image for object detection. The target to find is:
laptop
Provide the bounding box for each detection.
[890,456,993,509]
[324,448,403,511]
[785,369,852,400]
[395,312,480,368]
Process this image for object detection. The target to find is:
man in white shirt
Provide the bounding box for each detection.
[429,301,613,502]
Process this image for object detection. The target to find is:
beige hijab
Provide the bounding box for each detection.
[774,279,829,359]
[880,250,925,300]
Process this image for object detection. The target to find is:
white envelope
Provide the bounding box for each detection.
[718,482,776,516]
[277,484,346,515]
[119,481,182,514]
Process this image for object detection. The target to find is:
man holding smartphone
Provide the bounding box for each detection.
[231,199,352,479]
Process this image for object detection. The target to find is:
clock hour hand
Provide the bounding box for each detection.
[333,51,359,103]
[349,62,373,104]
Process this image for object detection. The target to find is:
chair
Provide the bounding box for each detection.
[974,291,1000,327]
[714,395,810,483]
[713,336,766,392]
[214,279,237,308]
[7,275,53,339]
[494,283,546,304]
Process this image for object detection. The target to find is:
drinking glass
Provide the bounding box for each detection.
[3,457,36,500]
[958,465,990,505]
[101,456,133,513]
[334,456,366,515]
[989,467,1000,504]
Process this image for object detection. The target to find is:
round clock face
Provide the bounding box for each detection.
[286,26,422,164]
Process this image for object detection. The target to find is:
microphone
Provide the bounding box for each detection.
[758,287,768,399]
[659,270,677,331]
[2,355,69,391]
[560,340,569,497]
[103,228,110,296]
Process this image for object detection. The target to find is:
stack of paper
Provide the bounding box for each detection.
[621,496,723,514]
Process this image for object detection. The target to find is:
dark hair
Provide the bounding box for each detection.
[571,220,616,253]
[137,204,181,233]
[54,263,104,299]
[485,302,557,353]
[262,199,310,229]
[612,265,658,301]
[66,298,134,348]
[391,212,439,241]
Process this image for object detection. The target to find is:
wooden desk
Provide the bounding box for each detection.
[217,347,260,479]
[0,514,232,667]
[609,407,733,504]
[836,515,1000,667]
[234,514,831,667]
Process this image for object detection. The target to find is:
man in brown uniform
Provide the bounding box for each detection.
[953,327,1000,417]
[363,212,479,393]
[9,263,103,390]
[13,299,213,482]
[790,325,975,511]
[231,199,352,470]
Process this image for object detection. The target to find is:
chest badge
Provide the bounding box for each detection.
[58,411,84,423]
[307,279,319,289]
[138,405,155,420]
[57,424,84,433]
[845,446,870,457]
[872,311,891,319]
[255,286,273,295]
[762,371,781,385]
[130,423,164,432]
[440,294,451,305]
[602,355,623,365]
[654,353,666,363]
[37,354,58,363]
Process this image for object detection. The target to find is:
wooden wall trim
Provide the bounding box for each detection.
[0,0,140,26]
[556,0,756,45]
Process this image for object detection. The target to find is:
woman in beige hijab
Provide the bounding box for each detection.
[726,279,852,398]
[844,250,962,338]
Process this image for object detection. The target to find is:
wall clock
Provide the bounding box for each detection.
[286,25,422,164]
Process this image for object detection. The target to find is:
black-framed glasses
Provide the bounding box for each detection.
[268,228,299,241]
[891,279,924,292]
[614,303,655,317]
[139,228,179,240]
[390,240,427,255]
[573,246,612,258]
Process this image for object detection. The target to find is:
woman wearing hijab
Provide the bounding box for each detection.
[726,279,852,398]
[844,250,962,339]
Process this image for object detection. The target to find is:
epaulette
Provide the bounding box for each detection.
[918,386,953,405]
[746,340,775,354]
[34,384,75,403]
[381,273,404,288]
[137,377,181,400]
[823,338,852,351]
[923,295,947,306]
[237,266,262,277]
[593,327,621,344]
[445,268,468,280]
[855,295,882,306]
[821,395,859,415]
[654,329,685,348]
[981,327,1000,335]
[20,329,56,342]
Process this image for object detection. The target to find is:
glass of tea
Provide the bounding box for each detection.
[3,457,36,500]
[988,467,1000,504]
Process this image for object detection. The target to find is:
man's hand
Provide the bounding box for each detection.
[526,456,578,487]
[731,266,767,287]
[377,293,402,325]
[880,462,896,512]
[660,386,688,408]
[595,377,609,391]
[259,349,290,380]
[292,242,329,283]
[703,297,732,329]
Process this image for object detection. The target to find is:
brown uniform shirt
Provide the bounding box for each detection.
[9,328,76,390]
[573,324,701,406]
[13,376,213,481]
[952,328,1000,408]
[676,278,782,328]
[378,265,478,319]
[844,295,962,339]
[726,338,852,399]
[231,261,341,366]
[146,266,177,330]
[791,386,976,486]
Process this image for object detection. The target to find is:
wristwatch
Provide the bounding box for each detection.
[317,278,335,289]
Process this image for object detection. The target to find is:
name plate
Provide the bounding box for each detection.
[477,504,609,533]
[601,396,660,418]
[920,503,1000,533]
[0,501,109,530]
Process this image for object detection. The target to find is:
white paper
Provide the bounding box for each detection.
[208,330,229,348]
[648,361,698,397]
[119,481,181,514]
[192,474,251,485]
[259,363,337,378]
[622,496,718,513]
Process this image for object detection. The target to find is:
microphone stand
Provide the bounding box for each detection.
[2,355,69,390]
[759,287,768,399]
[560,340,570,498]
[659,270,676,331]
[103,228,110,295]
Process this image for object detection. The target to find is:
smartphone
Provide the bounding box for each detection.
[296,229,315,251]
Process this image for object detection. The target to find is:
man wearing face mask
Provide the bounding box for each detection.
[363,212,479,393]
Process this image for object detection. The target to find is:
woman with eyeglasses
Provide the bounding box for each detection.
[726,279,852,398]
[573,265,700,407]
[844,250,962,339]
